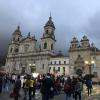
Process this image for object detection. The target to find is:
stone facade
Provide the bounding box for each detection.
[5,15,100,80]
[5,16,56,74]
[69,36,100,80]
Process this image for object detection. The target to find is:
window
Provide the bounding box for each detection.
[54,61,56,64]
[10,48,13,53]
[42,64,44,69]
[49,67,51,72]
[58,67,60,71]
[64,61,66,64]
[63,67,65,75]
[93,57,96,60]
[18,38,20,41]
[21,67,25,74]
[93,72,97,77]
[59,61,61,64]
[53,67,55,72]
[13,37,15,41]
[63,67,65,71]
[46,30,48,34]
[51,44,53,50]
[44,42,47,49]
[15,48,19,53]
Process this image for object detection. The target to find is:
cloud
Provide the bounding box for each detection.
[1,0,100,55]
[79,11,100,48]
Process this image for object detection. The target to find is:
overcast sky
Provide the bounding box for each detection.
[1,0,100,56]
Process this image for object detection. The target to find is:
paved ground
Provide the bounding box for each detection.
[0,84,100,100]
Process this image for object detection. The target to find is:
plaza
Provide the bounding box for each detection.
[0,84,100,100]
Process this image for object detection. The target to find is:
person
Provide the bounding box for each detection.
[71,76,76,99]
[29,76,34,100]
[0,75,3,94]
[55,77,61,94]
[40,73,55,100]
[74,78,82,100]
[86,78,93,96]
[64,77,72,100]
[32,77,36,98]
[14,75,21,100]
[23,76,29,100]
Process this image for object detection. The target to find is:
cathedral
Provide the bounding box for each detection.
[5,15,100,81]
[5,15,57,74]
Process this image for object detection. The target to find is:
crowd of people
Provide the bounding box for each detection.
[0,72,93,100]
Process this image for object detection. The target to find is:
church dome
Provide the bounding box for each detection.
[81,35,89,42]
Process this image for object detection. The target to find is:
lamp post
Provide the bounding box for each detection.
[85,60,95,75]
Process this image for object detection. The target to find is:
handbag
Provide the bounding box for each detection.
[9,92,16,98]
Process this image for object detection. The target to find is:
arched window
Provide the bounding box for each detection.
[10,48,13,53]
[15,48,19,53]
[44,42,47,49]
[18,38,20,41]
[42,64,44,69]
[13,37,15,41]
[46,30,48,34]
[51,44,53,50]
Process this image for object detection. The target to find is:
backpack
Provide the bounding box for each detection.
[64,83,70,93]
[15,80,21,89]
[86,80,92,87]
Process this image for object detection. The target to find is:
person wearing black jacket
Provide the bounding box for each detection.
[14,75,21,100]
[40,73,55,100]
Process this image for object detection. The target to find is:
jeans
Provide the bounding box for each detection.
[75,91,81,100]
[66,93,71,100]
[32,87,36,97]
[29,87,33,100]
[42,93,49,100]
[23,88,28,100]
[87,87,92,96]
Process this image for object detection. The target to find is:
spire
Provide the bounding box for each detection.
[50,12,51,17]
[49,12,52,20]
[13,25,21,36]
[44,14,55,29]
[17,25,20,30]
[15,25,20,32]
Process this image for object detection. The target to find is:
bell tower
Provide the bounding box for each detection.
[41,15,56,52]
[12,25,22,43]
[8,26,22,54]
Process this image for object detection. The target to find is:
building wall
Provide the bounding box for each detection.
[91,55,100,79]
[49,57,69,75]
[69,50,91,75]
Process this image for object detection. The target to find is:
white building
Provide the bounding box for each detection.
[49,52,69,76]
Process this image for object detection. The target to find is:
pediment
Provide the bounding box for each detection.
[20,37,36,43]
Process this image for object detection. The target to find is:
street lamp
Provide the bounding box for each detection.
[84,60,95,75]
